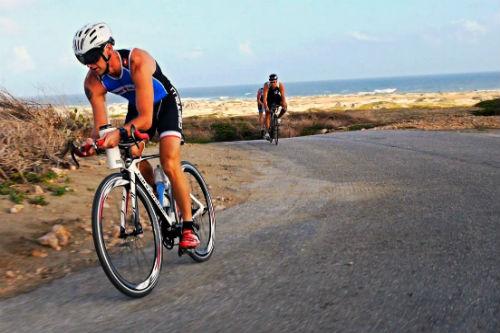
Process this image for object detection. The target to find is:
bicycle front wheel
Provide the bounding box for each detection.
[92,173,162,298]
[273,115,279,145]
[182,161,216,262]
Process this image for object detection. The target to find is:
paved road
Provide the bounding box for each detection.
[1,130,499,332]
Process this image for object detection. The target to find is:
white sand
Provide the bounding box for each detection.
[59,90,500,119]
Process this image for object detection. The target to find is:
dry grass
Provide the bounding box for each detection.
[0,89,91,181]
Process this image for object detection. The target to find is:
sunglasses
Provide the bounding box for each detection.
[270,80,277,83]
[76,47,104,65]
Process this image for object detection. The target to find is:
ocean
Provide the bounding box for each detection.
[36,71,500,106]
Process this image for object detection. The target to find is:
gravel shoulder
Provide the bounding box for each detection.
[0,143,268,298]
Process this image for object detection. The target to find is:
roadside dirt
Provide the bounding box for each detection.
[0,143,267,299]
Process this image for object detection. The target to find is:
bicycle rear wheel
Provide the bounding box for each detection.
[182,161,215,262]
[92,173,162,298]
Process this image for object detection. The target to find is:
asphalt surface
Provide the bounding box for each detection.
[1,130,499,332]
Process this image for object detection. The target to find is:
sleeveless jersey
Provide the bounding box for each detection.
[258,88,264,102]
[100,49,173,105]
[267,81,281,103]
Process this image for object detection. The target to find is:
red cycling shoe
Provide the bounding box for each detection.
[179,228,200,249]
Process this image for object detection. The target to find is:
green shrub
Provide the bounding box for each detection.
[9,191,25,204]
[347,123,376,131]
[211,123,239,141]
[300,124,325,136]
[473,98,500,116]
[0,181,13,195]
[47,185,68,196]
[28,196,48,206]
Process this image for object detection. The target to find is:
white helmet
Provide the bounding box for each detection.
[73,22,114,56]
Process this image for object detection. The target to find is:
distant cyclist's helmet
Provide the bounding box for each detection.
[269,74,278,82]
[73,23,114,64]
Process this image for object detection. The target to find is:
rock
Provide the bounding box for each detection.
[69,165,77,171]
[37,224,72,250]
[98,159,106,165]
[32,185,44,195]
[79,249,92,254]
[38,232,61,251]
[9,204,24,214]
[50,167,66,176]
[5,270,16,278]
[35,267,47,275]
[52,225,71,246]
[215,205,226,212]
[35,205,43,209]
[31,249,48,258]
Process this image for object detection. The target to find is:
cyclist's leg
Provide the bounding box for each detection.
[258,106,264,131]
[157,95,192,222]
[275,95,286,118]
[159,136,192,221]
[265,108,271,131]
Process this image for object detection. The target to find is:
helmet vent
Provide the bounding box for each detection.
[89,29,96,37]
[84,28,90,35]
[89,36,97,44]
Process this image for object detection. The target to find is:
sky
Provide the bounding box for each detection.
[0,0,499,96]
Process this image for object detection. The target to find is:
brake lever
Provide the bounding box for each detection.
[130,124,140,149]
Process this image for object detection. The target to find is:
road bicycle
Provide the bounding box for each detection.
[71,128,215,298]
[267,104,280,145]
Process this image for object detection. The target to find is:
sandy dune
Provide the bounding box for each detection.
[62,90,500,119]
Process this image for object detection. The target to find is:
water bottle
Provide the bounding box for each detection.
[154,165,171,209]
[98,124,124,169]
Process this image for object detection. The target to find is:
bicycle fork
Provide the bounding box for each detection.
[119,173,143,239]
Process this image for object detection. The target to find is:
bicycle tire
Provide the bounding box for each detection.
[92,173,162,298]
[182,161,216,262]
[273,114,279,145]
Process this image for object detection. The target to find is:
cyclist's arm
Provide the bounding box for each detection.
[263,83,269,110]
[84,72,108,140]
[279,82,287,109]
[126,48,156,136]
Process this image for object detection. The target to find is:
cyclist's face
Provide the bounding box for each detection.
[78,46,108,74]
[86,56,106,74]
[270,80,277,87]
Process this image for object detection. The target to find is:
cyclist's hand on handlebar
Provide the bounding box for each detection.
[79,138,97,157]
[100,129,120,149]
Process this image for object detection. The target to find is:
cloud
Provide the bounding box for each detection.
[0,17,21,35]
[11,46,35,71]
[182,47,204,60]
[460,20,487,34]
[347,31,381,42]
[0,0,35,9]
[239,41,253,56]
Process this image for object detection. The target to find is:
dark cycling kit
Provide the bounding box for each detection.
[257,88,264,113]
[100,49,182,139]
[267,82,283,108]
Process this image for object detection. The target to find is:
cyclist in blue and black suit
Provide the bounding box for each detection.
[73,22,199,249]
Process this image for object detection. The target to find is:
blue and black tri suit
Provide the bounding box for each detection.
[100,48,183,139]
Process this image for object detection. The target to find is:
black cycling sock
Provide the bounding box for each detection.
[183,221,194,230]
